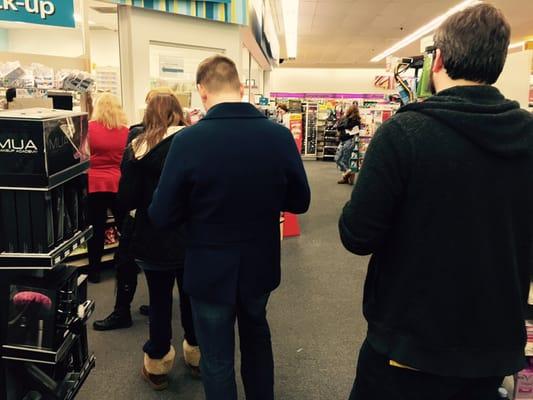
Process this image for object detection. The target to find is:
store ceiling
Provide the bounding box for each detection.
[276,0,532,68]
[87,0,530,68]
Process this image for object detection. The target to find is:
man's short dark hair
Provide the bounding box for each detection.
[196,55,241,93]
[434,4,511,84]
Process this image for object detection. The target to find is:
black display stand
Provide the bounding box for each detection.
[0,109,95,400]
[0,243,96,400]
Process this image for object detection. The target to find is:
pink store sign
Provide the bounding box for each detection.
[270,92,387,100]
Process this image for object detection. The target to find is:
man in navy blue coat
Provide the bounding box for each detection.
[149,55,310,399]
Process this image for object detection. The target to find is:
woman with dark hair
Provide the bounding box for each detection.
[93,87,182,331]
[118,94,200,390]
[335,104,361,185]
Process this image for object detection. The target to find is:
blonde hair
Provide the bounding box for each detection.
[92,93,128,129]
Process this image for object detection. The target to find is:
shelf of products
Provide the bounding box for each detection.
[355,106,397,170]
[316,105,329,159]
[302,102,318,159]
[94,67,121,98]
[65,213,119,268]
[0,227,93,270]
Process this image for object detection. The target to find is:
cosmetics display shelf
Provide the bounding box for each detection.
[58,354,96,400]
[0,162,89,192]
[2,297,94,365]
[0,227,93,269]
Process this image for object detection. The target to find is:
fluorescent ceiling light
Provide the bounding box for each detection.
[508,41,525,50]
[282,0,299,59]
[371,0,481,63]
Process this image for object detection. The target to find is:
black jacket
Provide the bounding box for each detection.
[149,103,311,304]
[119,127,186,267]
[337,117,360,142]
[339,86,533,378]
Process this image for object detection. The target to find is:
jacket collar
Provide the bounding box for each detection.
[202,102,266,120]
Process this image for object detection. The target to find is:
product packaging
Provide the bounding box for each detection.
[516,366,533,399]
[0,108,89,188]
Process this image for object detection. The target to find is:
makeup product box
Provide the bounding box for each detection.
[516,363,533,399]
[0,108,89,189]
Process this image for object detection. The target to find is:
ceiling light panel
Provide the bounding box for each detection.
[371,0,481,62]
[282,0,300,59]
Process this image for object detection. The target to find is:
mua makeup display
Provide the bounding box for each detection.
[0,109,95,400]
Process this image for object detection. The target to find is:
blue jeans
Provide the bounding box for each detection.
[191,293,274,400]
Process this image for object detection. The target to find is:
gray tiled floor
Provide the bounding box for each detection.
[78,161,369,400]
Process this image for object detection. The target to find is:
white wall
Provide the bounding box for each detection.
[495,50,533,109]
[8,28,84,58]
[118,6,242,122]
[90,30,120,68]
[270,67,391,94]
[6,27,119,69]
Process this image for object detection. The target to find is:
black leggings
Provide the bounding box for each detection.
[87,192,122,273]
[141,265,197,359]
[113,215,140,312]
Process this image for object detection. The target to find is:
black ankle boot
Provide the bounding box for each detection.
[93,310,132,331]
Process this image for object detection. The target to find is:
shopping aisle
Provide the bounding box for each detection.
[78,161,369,400]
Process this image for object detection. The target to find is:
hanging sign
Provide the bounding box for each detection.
[0,0,75,28]
[107,1,247,25]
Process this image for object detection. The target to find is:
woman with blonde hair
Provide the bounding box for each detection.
[119,93,200,390]
[86,93,129,283]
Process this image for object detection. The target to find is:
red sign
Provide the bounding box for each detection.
[289,113,303,153]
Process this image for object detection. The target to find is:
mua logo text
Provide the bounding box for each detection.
[0,138,38,154]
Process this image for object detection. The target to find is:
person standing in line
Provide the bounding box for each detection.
[149,55,311,400]
[339,4,533,400]
[93,87,181,331]
[335,104,361,185]
[86,93,129,283]
[118,93,200,390]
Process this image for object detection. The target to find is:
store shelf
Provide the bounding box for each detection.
[0,227,93,269]
[2,332,78,365]
[62,354,96,400]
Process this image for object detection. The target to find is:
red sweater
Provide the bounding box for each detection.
[87,121,128,193]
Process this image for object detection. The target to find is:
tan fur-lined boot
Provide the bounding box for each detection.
[183,339,201,378]
[142,346,176,391]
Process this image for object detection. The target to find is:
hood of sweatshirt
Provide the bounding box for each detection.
[128,125,184,172]
[398,86,533,158]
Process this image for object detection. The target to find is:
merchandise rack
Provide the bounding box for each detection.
[316,106,328,160]
[0,227,93,269]
[323,128,338,161]
[302,102,318,159]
